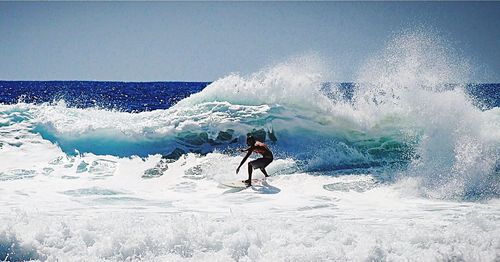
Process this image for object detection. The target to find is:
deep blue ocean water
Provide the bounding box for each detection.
[1,81,498,111]
[0,81,210,112]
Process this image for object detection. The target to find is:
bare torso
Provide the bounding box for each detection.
[252,141,273,159]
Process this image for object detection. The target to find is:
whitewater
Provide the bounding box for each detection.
[1,32,499,261]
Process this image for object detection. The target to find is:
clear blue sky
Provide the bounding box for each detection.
[1,2,499,82]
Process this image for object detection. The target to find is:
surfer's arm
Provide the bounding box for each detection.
[240,147,251,152]
[236,150,252,173]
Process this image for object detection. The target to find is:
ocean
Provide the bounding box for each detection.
[1,37,499,260]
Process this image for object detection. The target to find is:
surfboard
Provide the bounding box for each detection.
[220,179,261,188]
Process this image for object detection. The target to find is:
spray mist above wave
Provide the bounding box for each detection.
[175,54,334,112]
[352,30,499,199]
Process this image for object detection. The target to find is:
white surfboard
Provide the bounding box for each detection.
[220,179,262,188]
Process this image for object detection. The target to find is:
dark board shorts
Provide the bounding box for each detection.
[249,158,273,169]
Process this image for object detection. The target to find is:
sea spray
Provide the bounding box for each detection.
[354,30,499,199]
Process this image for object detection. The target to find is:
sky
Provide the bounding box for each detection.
[0,2,499,82]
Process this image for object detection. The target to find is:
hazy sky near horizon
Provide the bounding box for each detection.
[1,2,499,82]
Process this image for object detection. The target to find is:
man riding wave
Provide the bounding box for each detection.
[236,135,273,186]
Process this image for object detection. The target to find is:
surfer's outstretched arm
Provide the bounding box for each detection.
[240,147,251,152]
[236,149,252,174]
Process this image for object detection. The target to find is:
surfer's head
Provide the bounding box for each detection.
[246,135,256,146]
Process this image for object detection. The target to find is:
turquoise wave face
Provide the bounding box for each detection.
[2,99,418,175]
[7,90,496,201]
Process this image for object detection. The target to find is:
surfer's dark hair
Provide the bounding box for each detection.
[246,135,255,142]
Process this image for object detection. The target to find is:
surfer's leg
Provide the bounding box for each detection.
[246,162,253,185]
[260,168,269,177]
[259,158,272,177]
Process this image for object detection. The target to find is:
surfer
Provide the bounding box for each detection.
[236,135,273,186]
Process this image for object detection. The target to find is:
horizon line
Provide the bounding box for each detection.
[1,80,499,85]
